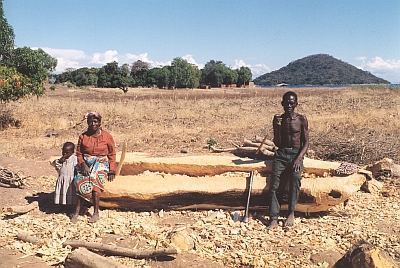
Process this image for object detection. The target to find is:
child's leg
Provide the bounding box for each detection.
[70,196,81,223]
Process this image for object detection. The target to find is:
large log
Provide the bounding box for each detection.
[65,248,127,268]
[117,152,341,177]
[63,240,177,259]
[102,153,367,213]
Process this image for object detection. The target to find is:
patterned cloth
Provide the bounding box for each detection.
[334,162,359,176]
[52,155,77,205]
[74,155,109,202]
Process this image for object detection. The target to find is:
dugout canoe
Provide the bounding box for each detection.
[99,153,368,213]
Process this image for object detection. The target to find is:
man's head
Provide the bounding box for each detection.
[281,91,298,115]
[62,142,75,158]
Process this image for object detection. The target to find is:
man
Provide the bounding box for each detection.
[268,91,309,228]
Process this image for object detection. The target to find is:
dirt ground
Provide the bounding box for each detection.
[0,85,399,267]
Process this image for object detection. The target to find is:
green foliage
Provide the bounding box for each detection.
[170,58,200,88]
[207,138,218,150]
[201,60,236,87]
[147,67,171,88]
[254,54,390,86]
[0,65,35,102]
[236,66,252,86]
[10,47,57,96]
[0,0,14,63]
[56,67,98,86]
[130,60,150,87]
[96,61,131,89]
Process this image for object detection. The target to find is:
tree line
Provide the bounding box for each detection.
[55,59,252,91]
[0,0,57,102]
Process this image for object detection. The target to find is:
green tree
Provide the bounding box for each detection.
[170,58,200,88]
[0,0,14,63]
[130,60,150,87]
[11,47,57,95]
[201,60,231,87]
[97,61,131,91]
[147,66,171,88]
[223,68,238,85]
[0,65,35,102]
[236,66,252,86]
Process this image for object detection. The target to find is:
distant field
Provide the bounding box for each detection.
[1,85,399,164]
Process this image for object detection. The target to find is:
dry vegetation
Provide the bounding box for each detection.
[0,85,399,164]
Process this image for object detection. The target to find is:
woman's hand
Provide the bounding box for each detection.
[108,173,115,182]
[81,163,91,176]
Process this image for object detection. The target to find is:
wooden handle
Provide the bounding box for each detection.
[115,141,127,176]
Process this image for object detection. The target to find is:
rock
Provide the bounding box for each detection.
[368,158,400,178]
[310,250,342,268]
[361,179,383,194]
[158,209,164,218]
[180,149,189,154]
[335,240,398,268]
[169,230,195,252]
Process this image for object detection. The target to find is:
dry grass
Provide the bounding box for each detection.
[1,85,399,164]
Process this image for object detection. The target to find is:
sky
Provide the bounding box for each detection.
[4,0,400,82]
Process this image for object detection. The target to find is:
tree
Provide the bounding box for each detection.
[236,66,252,86]
[130,60,150,87]
[97,61,131,92]
[0,65,34,102]
[170,58,200,89]
[0,0,14,63]
[223,68,238,85]
[11,47,57,95]
[201,60,231,87]
[147,66,171,89]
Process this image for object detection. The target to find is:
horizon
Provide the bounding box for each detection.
[4,0,400,83]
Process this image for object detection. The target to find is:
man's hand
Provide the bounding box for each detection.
[108,173,115,182]
[292,158,302,173]
[81,163,91,176]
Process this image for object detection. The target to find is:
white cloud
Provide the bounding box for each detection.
[125,52,152,63]
[233,59,271,78]
[356,56,400,83]
[38,47,88,72]
[90,50,119,65]
[182,54,203,68]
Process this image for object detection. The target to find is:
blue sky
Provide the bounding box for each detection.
[4,0,400,82]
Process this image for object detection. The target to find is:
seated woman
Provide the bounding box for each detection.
[71,112,116,223]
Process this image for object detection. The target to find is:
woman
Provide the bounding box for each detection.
[71,112,116,223]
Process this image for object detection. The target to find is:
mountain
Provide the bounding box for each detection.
[253,54,389,86]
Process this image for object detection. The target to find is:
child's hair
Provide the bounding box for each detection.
[62,142,75,151]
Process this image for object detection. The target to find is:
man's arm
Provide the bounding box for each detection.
[293,115,309,172]
[272,114,282,148]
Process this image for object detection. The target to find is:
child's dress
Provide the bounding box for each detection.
[53,155,77,205]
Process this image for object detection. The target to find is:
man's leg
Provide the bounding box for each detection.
[89,191,100,223]
[268,154,286,228]
[284,164,302,227]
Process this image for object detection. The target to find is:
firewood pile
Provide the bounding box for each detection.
[0,165,26,188]
[209,136,278,158]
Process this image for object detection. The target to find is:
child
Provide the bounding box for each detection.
[52,142,77,212]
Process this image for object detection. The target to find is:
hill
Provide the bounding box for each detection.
[254,54,389,86]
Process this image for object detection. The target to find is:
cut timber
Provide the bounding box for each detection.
[1,201,38,214]
[63,240,177,259]
[117,152,341,177]
[65,248,127,268]
[102,171,366,213]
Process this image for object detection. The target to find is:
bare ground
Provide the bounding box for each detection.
[0,85,399,267]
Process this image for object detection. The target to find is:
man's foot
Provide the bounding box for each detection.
[70,214,79,223]
[88,213,99,223]
[284,212,295,227]
[267,219,279,229]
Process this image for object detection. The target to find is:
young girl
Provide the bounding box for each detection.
[52,142,77,212]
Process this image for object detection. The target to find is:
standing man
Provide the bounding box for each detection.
[268,91,309,228]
